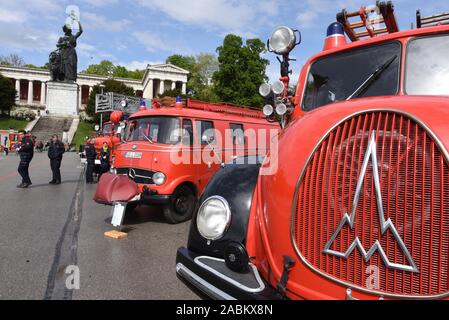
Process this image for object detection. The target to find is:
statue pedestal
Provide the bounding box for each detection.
[46,81,79,117]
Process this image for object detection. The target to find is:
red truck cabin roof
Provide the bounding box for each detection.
[294,24,449,117]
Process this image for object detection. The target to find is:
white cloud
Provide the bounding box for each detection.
[137,0,280,35]
[83,12,131,32]
[132,31,186,53]
[80,0,118,7]
[296,0,365,28]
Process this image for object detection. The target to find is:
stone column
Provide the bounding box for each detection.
[159,79,165,95]
[27,80,34,105]
[15,79,21,103]
[148,79,154,99]
[78,85,83,110]
[40,82,46,106]
[171,81,176,90]
[182,82,187,95]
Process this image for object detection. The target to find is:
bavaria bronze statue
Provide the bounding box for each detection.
[49,22,83,82]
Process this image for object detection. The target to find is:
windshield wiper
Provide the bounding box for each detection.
[142,133,153,144]
[346,55,398,101]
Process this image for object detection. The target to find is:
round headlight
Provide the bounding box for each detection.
[272,80,285,95]
[120,100,127,108]
[197,196,231,240]
[152,172,166,185]
[263,104,274,117]
[259,83,272,97]
[94,125,100,132]
[276,103,287,116]
[269,26,296,55]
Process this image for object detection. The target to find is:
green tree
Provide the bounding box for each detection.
[82,61,145,80]
[83,60,115,77]
[213,35,269,107]
[85,79,135,123]
[166,53,219,102]
[0,73,16,114]
[166,55,196,73]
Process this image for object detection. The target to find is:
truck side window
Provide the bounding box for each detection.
[182,119,193,145]
[197,120,216,145]
[230,123,245,145]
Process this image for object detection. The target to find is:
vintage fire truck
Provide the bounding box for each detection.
[0,129,22,152]
[176,2,449,300]
[94,98,279,224]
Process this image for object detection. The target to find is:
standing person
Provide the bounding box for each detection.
[85,141,96,184]
[99,142,110,177]
[17,130,34,188]
[48,135,65,185]
[3,136,10,156]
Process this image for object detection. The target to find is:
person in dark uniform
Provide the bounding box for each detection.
[48,135,65,185]
[99,142,111,178]
[85,141,97,184]
[17,130,34,188]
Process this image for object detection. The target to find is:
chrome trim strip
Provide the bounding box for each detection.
[194,256,266,293]
[289,108,449,299]
[176,263,236,300]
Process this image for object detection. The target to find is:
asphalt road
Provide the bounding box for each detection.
[0,152,198,300]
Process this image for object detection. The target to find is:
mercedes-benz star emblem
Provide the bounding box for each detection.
[128,168,136,181]
[323,130,418,273]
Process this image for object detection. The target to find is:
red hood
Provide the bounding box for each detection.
[255,95,449,299]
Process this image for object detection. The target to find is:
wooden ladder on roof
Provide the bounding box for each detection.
[337,1,399,42]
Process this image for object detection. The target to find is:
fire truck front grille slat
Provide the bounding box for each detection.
[293,111,449,297]
[116,167,155,185]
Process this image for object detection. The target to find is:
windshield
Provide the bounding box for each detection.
[102,123,118,136]
[406,34,449,96]
[303,41,401,110]
[125,116,181,145]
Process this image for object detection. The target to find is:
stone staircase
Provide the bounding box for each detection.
[31,117,73,144]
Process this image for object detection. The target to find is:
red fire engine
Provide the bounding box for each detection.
[0,130,23,152]
[177,1,449,300]
[94,98,279,224]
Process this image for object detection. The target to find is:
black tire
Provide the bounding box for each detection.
[125,203,137,215]
[163,185,196,224]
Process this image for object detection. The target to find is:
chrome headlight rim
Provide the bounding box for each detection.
[152,172,166,185]
[259,83,272,98]
[196,195,232,241]
[269,26,297,55]
[263,104,274,117]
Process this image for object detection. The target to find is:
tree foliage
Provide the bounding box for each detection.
[213,35,269,107]
[0,54,25,67]
[82,60,145,80]
[0,73,16,114]
[165,53,219,102]
[85,79,135,123]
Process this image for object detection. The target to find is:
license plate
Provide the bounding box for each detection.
[124,152,142,159]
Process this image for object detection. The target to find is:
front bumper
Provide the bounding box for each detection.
[176,247,280,300]
[94,173,171,206]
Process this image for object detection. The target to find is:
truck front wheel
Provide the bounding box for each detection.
[163,185,196,224]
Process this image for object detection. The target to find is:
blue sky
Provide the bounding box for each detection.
[1,0,448,82]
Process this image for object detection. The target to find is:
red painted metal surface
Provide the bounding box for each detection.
[293,112,449,296]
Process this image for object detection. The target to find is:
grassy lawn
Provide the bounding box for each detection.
[0,116,28,131]
[72,121,95,151]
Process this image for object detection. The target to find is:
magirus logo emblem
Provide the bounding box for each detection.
[323,131,418,273]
